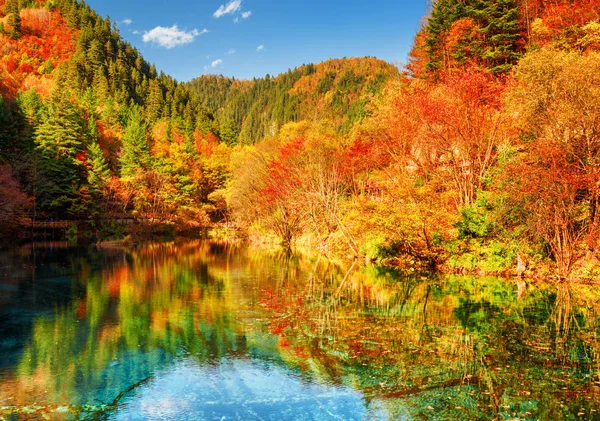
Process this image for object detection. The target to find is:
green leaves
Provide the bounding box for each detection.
[423,0,521,75]
[119,106,149,179]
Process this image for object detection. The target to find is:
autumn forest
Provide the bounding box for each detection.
[1,0,600,281]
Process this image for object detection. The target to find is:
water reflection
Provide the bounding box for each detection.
[0,241,599,420]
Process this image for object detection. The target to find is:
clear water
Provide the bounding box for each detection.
[0,241,599,420]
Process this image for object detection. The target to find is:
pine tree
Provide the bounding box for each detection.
[423,0,521,74]
[5,0,21,40]
[0,97,21,160]
[472,0,521,72]
[33,91,86,214]
[35,93,84,160]
[120,107,150,179]
[93,66,110,101]
[425,0,469,74]
[145,79,164,122]
[87,140,111,193]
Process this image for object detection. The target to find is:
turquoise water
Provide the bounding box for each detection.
[1,241,599,420]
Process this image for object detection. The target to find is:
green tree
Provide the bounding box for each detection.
[86,120,111,193]
[120,107,150,179]
[35,95,84,159]
[33,91,86,214]
[424,0,521,74]
[145,79,164,122]
[218,118,239,146]
[5,0,21,40]
[470,0,521,73]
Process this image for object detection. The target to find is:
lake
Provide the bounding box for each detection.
[0,240,599,420]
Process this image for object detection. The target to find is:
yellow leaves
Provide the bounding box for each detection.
[276,120,311,142]
[531,18,552,45]
[578,21,600,50]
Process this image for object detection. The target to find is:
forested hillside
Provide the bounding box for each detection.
[226,0,600,280]
[187,58,397,144]
[0,0,232,239]
[2,0,600,280]
[0,0,395,241]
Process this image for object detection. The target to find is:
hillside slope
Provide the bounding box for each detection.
[0,0,399,241]
[187,57,399,144]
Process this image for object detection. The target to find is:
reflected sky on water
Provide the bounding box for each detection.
[1,241,599,420]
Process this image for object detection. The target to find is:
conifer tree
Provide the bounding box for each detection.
[145,79,164,122]
[35,92,84,160]
[424,0,521,74]
[120,107,150,179]
[473,0,521,72]
[5,0,21,40]
[33,92,85,214]
[87,123,111,192]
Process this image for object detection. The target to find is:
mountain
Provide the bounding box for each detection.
[0,0,397,240]
[187,57,399,144]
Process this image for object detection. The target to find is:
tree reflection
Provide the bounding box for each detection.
[1,242,600,420]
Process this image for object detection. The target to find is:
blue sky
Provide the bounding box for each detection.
[84,0,428,82]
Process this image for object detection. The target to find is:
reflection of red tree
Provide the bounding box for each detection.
[0,164,30,239]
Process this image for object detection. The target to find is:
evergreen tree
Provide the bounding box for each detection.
[16,89,43,127]
[0,97,22,161]
[87,138,111,193]
[423,0,521,74]
[33,93,85,213]
[5,0,21,40]
[218,118,240,146]
[145,79,164,122]
[425,0,469,74]
[120,107,150,179]
[472,0,521,72]
[35,91,84,160]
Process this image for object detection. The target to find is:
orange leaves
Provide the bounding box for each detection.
[20,7,50,36]
[362,68,504,208]
[17,62,33,73]
[0,164,30,239]
[0,8,76,97]
[529,0,600,47]
[543,0,600,31]
[261,137,306,206]
[444,18,481,67]
[194,130,220,157]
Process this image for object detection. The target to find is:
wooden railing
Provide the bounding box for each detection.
[31,220,71,229]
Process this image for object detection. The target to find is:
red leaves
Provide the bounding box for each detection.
[17,62,33,74]
[20,7,51,36]
[5,57,18,73]
[0,164,30,238]
[261,137,306,206]
[543,0,600,31]
[508,139,587,205]
[0,8,77,97]
[75,151,88,164]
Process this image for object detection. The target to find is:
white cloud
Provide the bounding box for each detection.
[241,11,252,19]
[234,17,239,23]
[256,44,264,52]
[227,49,236,55]
[213,0,242,18]
[121,18,133,25]
[132,30,140,35]
[142,26,208,49]
[211,59,223,68]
